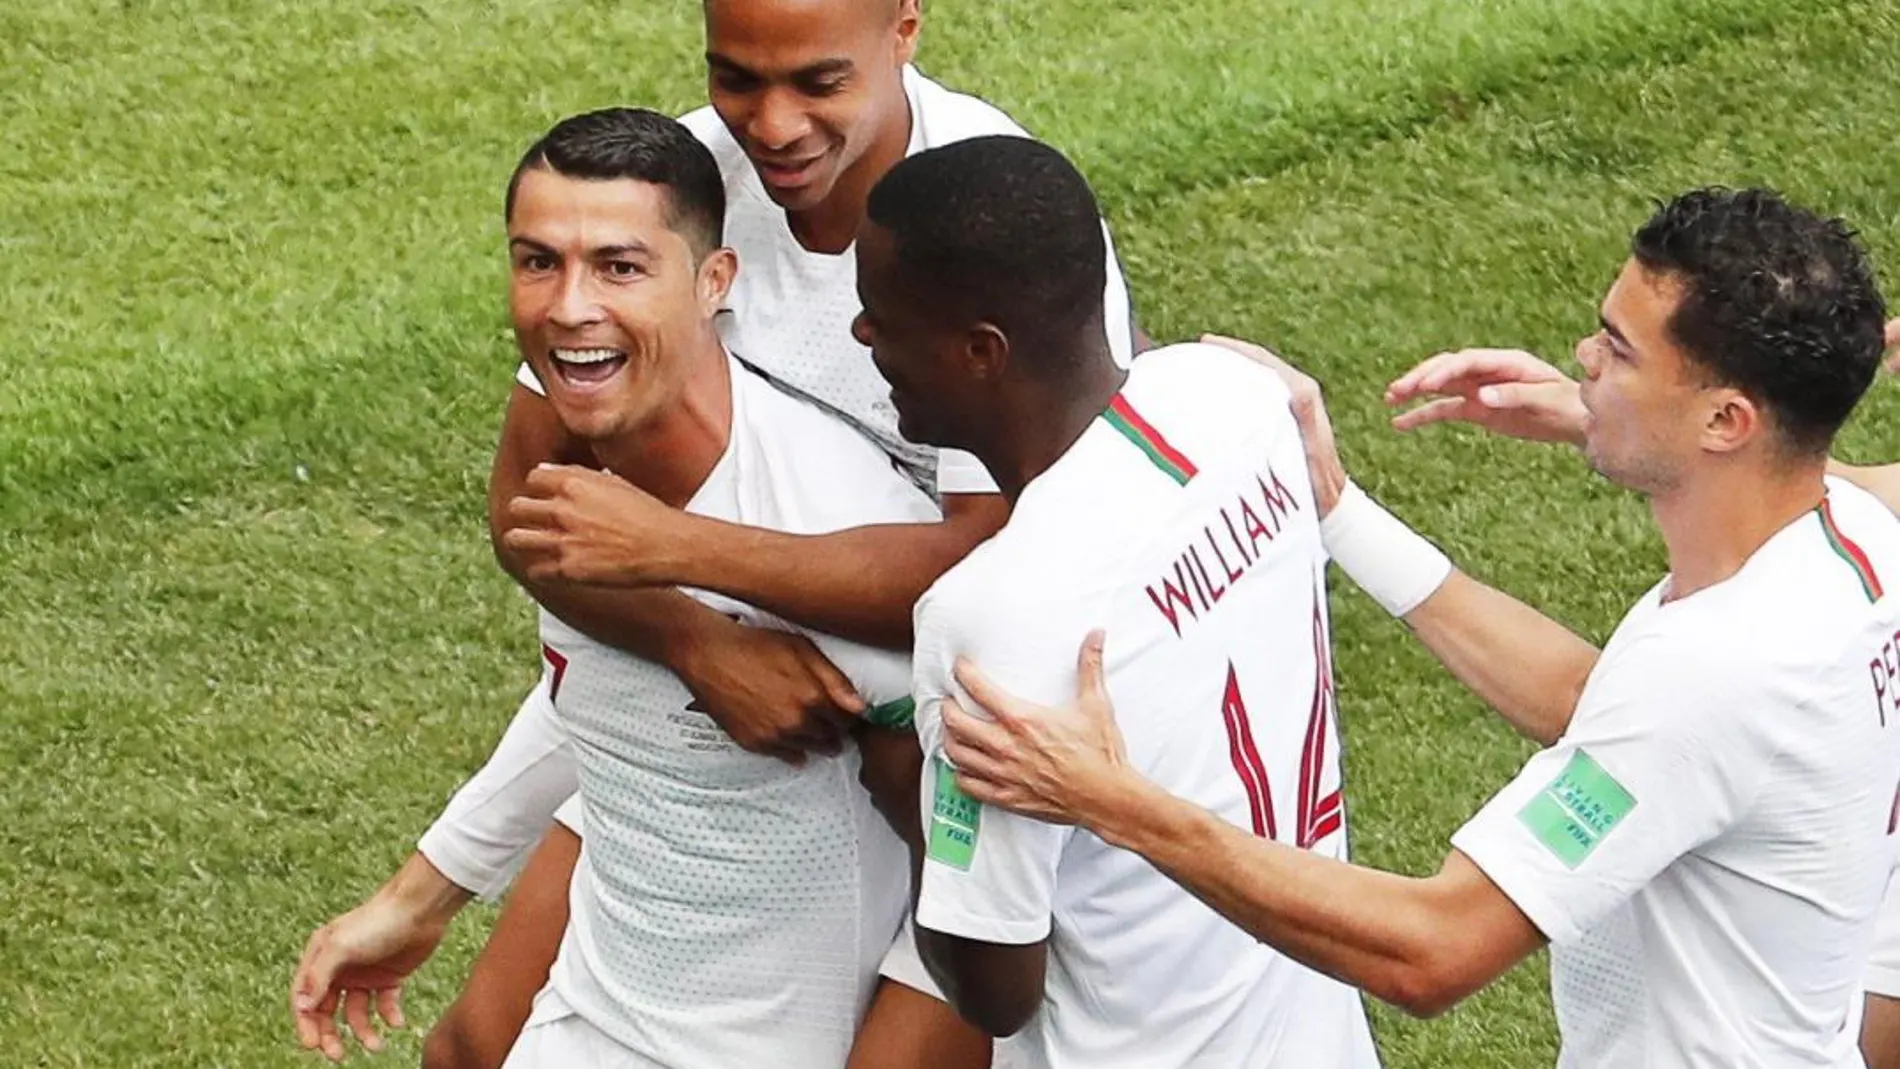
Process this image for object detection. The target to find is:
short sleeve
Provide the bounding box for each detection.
[910,581,1077,945]
[516,361,545,396]
[1451,635,1777,944]
[935,449,1000,496]
[1869,868,1900,997]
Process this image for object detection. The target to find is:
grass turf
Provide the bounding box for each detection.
[3,0,1897,1065]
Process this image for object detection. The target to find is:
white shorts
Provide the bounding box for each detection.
[876,915,944,999]
[1870,869,1900,998]
[501,986,660,1069]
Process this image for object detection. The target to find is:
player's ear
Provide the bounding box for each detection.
[1701,386,1758,455]
[697,246,738,317]
[965,321,1009,383]
[893,0,921,65]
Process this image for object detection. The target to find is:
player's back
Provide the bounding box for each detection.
[914,343,1379,1068]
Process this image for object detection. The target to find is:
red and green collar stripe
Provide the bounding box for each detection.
[1103,394,1197,486]
[1819,496,1883,603]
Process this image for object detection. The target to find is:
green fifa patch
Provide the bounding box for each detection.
[928,756,982,870]
[1517,750,1637,869]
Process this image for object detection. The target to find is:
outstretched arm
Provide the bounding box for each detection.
[939,635,1546,1019]
[1206,335,1599,744]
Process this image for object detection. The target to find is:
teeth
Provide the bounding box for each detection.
[552,348,624,365]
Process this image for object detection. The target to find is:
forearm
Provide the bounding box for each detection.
[664,513,993,649]
[1401,571,1598,745]
[379,851,475,927]
[1323,484,1595,745]
[1093,781,1475,1017]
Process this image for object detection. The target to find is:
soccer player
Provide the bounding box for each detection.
[847,134,1382,1066]
[290,0,1140,1063]
[337,106,949,1068]
[1374,315,1900,1069]
[939,189,1900,1067]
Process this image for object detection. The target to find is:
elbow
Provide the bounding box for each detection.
[1369,953,1483,1020]
[954,992,1038,1038]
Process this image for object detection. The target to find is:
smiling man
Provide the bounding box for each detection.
[383,107,943,1069]
[290,2,1139,1065]
[941,189,1900,1068]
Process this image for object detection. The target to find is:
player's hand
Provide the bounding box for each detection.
[1882,317,1900,375]
[1199,334,1349,516]
[502,464,688,587]
[291,861,465,1062]
[1385,349,1588,446]
[674,618,865,764]
[941,631,1135,828]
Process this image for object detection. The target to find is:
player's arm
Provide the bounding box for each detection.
[1207,336,1598,744]
[501,447,1008,649]
[1100,792,1539,1018]
[490,385,865,756]
[853,716,1051,1036]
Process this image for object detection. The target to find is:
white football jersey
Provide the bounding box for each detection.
[1453,477,1900,1068]
[518,64,1136,497]
[1871,870,1900,999]
[911,344,1380,1069]
[539,356,940,1068]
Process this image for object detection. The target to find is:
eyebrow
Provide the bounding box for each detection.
[706,53,853,81]
[1600,314,1631,349]
[507,238,653,258]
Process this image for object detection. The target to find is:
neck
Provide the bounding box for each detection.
[589,329,734,508]
[1650,456,1827,602]
[975,352,1127,504]
[786,89,913,254]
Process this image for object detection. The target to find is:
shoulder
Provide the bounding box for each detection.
[732,363,937,521]
[908,66,1033,145]
[678,105,762,200]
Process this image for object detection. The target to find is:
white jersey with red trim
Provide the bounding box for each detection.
[1454,476,1900,1068]
[527,357,939,1069]
[910,343,1379,1068]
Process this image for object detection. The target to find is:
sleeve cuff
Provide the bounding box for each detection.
[1449,824,1583,946]
[915,895,1053,947]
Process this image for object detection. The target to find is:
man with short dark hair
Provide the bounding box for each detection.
[940,188,1900,1067]
[290,2,1139,1064]
[294,106,965,1069]
[853,134,1382,1067]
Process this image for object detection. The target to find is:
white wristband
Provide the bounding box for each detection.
[1320,481,1454,617]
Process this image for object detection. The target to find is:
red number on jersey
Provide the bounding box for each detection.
[542,643,570,704]
[1218,590,1344,849]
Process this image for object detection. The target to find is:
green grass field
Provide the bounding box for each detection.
[5,0,1900,1065]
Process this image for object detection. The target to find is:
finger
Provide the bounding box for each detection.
[376,986,405,1031]
[1385,351,1462,402]
[941,732,1013,785]
[1075,629,1109,704]
[951,656,1025,726]
[1390,396,1474,432]
[506,494,564,530]
[1884,317,1900,352]
[952,769,1015,807]
[941,697,1016,757]
[807,654,866,716]
[314,991,345,1062]
[345,988,383,1052]
[522,462,587,496]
